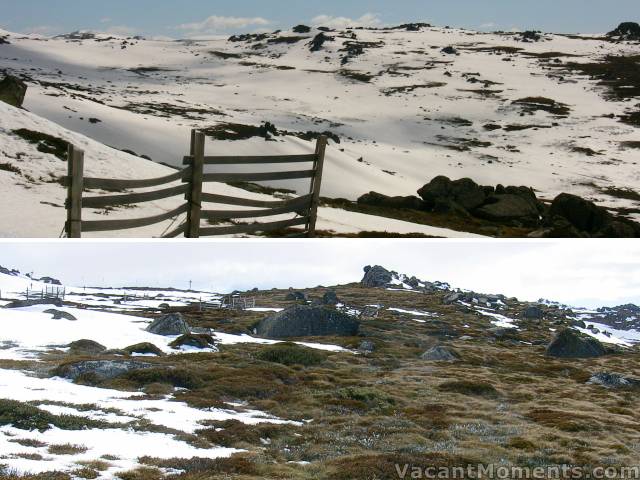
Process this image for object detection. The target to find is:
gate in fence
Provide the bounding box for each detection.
[25,285,66,300]
[64,130,327,238]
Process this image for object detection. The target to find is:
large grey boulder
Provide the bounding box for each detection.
[361,265,392,287]
[0,75,27,108]
[255,305,359,338]
[545,329,608,358]
[55,360,153,381]
[146,313,190,336]
[420,345,460,362]
[474,194,540,224]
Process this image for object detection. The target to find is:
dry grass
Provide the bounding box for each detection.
[12,283,640,479]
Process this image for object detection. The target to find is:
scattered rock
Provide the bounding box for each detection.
[358,192,425,210]
[293,25,311,34]
[124,343,164,356]
[418,176,487,211]
[588,372,640,389]
[361,265,393,288]
[358,340,375,353]
[169,333,217,350]
[441,46,458,55]
[322,290,339,305]
[146,313,190,336]
[55,360,153,381]
[521,31,542,42]
[43,309,77,321]
[4,298,63,308]
[474,193,540,225]
[443,292,462,305]
[545,328,608,358]
[522,306,544,320]
[0,75,27,108]
[420,345,460,362]
[67,339,106,356]
[285,290,308,301]
[309,33,332,52]
[255,305,359,338]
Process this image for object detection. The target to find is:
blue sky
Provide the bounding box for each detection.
[1,0,638,37]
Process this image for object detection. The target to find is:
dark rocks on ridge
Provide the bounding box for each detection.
[361,265,393,288]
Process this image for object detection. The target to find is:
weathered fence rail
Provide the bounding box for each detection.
[64,130,326,238]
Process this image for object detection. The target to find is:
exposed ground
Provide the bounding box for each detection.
[0,269,639,479]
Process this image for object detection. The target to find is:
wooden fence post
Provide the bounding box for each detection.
[307,135,327,237]
[65,144,84,238]
[185,131,205,238]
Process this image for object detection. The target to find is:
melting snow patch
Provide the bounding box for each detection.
[388,307,438,317]
[475,308,518,329]
[576,322,639,347]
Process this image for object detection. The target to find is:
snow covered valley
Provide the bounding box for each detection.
[0,23,639,237]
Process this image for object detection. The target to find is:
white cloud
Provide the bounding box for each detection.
[310,13,383,29]
[176,15,271,35]
[479,22,496,30]
[104,25,137,36]
[99,17,112,24]
[1,240,639,309]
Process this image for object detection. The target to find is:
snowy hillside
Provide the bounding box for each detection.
[1,25,639,215]
[0,100,478,237]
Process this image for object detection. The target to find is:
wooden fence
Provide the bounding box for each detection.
[64,130,327,238]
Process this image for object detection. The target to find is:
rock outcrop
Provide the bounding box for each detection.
[420,345,460,362]
[607,22,640,41]
[545,329,608,358]
[361,265,393,287]
[0,75,27,108]
[255,305,359,338]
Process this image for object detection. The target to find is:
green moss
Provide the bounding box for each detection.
[438,380,499,397]
[256,343,326,366]
[121,367,202,389]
